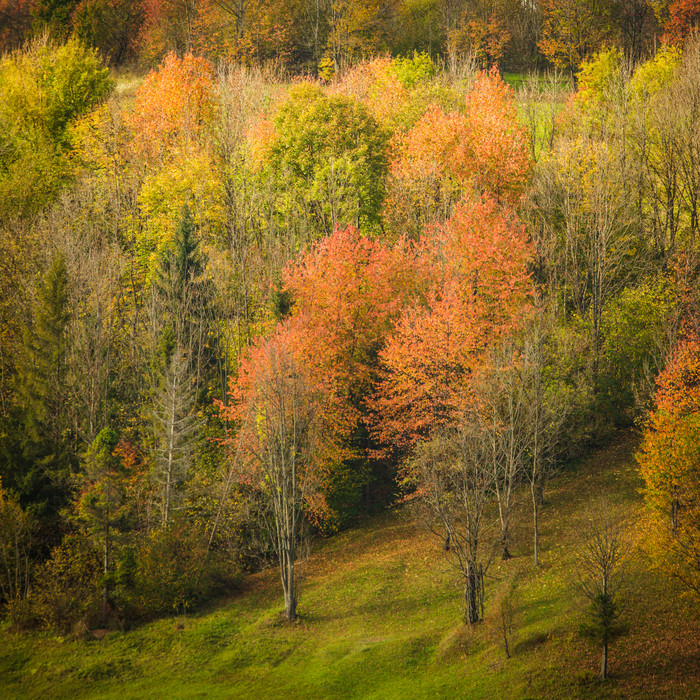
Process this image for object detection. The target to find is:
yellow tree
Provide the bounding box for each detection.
[539,0,615,74]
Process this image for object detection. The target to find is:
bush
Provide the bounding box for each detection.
[30,534,102,634]
[123,523,239,620]
[391,52,435,88]
[0,482,33,610]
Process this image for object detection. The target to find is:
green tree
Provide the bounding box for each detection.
[2,254,75,539]
[576,503,629,681]
[268,83,389,239]
[0,36,112,221]
[148,206,213,526]
[77,428,127,624]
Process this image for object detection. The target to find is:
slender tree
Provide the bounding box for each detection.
[576,501,629,681]
[220,326,330,620]
[77,427,127,624]
[411,415,497,624]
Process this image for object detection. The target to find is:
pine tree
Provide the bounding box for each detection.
[78,427,127,624]
[3,254,75,539]
[148,206,210,526]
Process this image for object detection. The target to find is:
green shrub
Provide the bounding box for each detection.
[391,52,435,88]
[30,534,102,634]
[124,523,239,620]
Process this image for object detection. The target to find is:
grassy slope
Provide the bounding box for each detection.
[1,436,699,699]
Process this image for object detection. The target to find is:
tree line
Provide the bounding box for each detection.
[1,0,700,73]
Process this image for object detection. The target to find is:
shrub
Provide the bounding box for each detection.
[124,523,239,620]
[30,534,102,634]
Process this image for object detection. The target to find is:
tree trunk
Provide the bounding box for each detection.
[284,586,296,621]
[501,528,512,560]
[601,639,608,681]
[102,532,110,626]
[282,551,296,621]
[532,482,539,567]
[464,565,480,624]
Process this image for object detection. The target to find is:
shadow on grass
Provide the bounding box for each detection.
[513,631,548,655]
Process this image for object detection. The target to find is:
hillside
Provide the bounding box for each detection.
[1,436,698,699]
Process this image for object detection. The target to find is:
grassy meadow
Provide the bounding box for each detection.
[1,435,698,699]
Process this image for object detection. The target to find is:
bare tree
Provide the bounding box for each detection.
[521,312,573,566]
[412,414,497,624]
[479,342,529,561]
[151,348,198,526]
[529,136,637,383]
[576,500,630,681]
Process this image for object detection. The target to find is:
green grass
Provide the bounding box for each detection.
[2,435,699,698]
[504,73,525,90]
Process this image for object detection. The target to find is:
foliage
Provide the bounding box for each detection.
[219,325,336,618]
[280,226,416,525]
[574,46,622,111]
[125,524,233,619]
[128,51,215,163]
[0,481,33,610]
[599,280,675,423]
[0,0,35,54]
[638,335,700,596]
[629,44,682,98]
[661,0,700,45]
[391,51,435,88]
[0,36,112,219]
[72,0,145,65]
[332,56,461,134]
[461,68,531,202]
[4,254,75,541]
[267,82,389,236]
[30,534,102,633]
[386,68,530,238]
[539,0,615,72]
[374,196,533,452]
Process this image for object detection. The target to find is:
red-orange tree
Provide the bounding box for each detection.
[386,69,531,238]
[373,195,534,453]
[220,224,417,549]
[280,225,417,523]
[217,323,341,620]
[661,0,700,45]
[638,336,700,596]
[374,196,534,624]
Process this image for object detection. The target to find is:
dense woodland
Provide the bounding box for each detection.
[1,3,700,690]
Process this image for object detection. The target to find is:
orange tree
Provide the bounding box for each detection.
[217,322,344,619]
[372,195,534,453]
[386,69,530,239]
[638,335,700,596]
[280,225,417,525]
[128,51,215,165]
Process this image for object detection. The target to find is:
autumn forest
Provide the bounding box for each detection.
[1,2,700,697]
